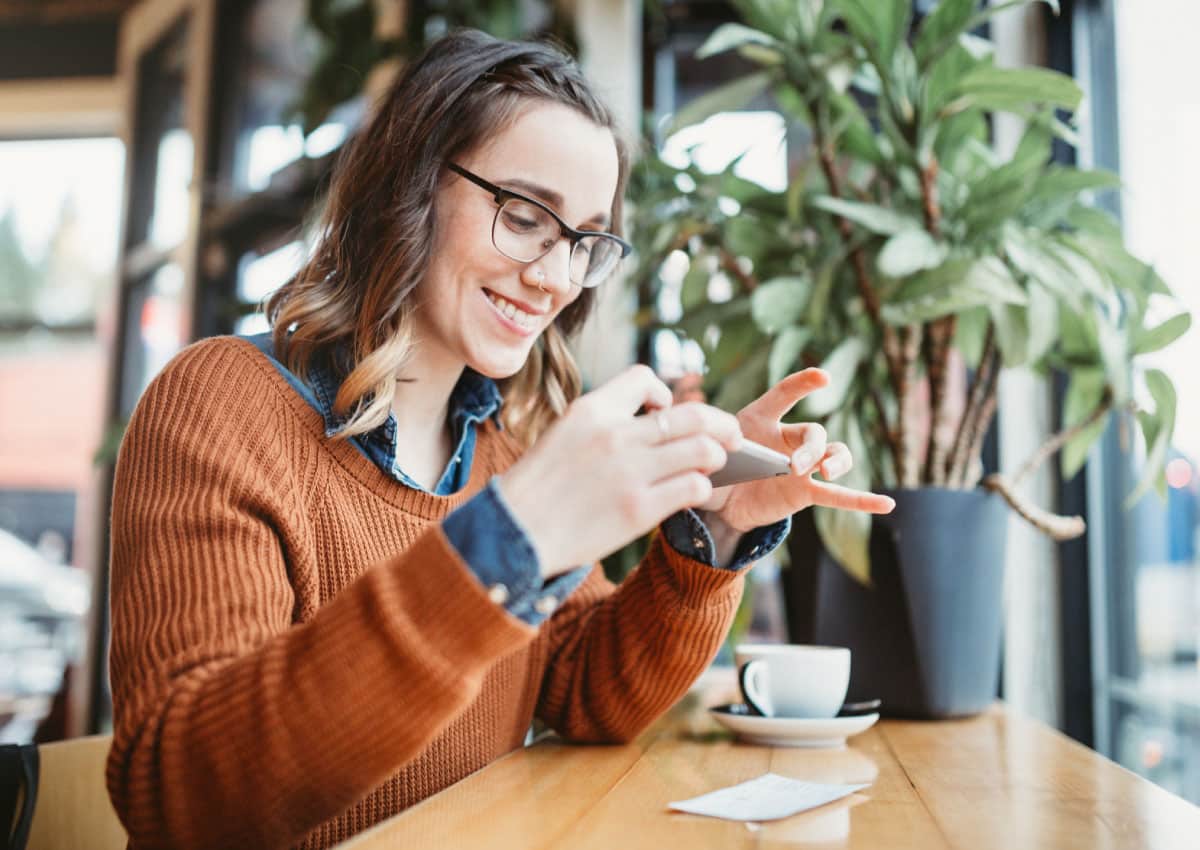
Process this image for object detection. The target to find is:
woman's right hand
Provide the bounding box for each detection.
[496,365,744,579]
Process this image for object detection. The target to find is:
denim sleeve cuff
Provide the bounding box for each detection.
[442,477,589,627]
[661,509,791,572]
[728,514,791,571]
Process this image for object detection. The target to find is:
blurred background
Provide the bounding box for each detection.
[0,0,1196,807]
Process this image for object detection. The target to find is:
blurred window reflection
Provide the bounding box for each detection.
[0,136,123,743]
[1099,0,1200,805]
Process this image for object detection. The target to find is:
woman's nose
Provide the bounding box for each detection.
[525,238,574,294]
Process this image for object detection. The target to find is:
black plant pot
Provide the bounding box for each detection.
[783,488,1007,719]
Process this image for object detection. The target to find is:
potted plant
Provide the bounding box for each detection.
[627,0,1191,717]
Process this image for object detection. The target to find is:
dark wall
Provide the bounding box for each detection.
[0,17,119,80]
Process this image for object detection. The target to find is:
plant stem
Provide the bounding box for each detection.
[946,323,997,486]
[917,155,957,487]
[981,474,1087,540]
[870,387,901,483]
[1010,390,1114,489]
[899,322,924,487]
[961,385,999,489]
[717,247,759,292]
[923,316,957,485]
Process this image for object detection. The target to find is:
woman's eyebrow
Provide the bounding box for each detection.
[502,177,611,229]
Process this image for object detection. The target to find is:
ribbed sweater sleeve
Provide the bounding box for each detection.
[105,341,535,850]
[535,530,744,743]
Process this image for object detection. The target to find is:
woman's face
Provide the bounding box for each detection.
[415,101,620,379]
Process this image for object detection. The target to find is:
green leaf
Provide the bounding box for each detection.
[876,229,949,278]
[712,344,771,412]
[1004,228,1087,314]
[665,71,774,138]
[914,0,977,69]
[954,306,990,368]
[724,215,772,264]
[1021,167,1121,228]
[814,407,874,585]
[1058,303,1099,362]
[681,253,711,311]
[1025,281,1059,365]
[769,326,811,386]
[696,23,781,59]
[1125,369,1177,507]
[837,0,912,66]
[1095,304,1130,404]
[676,298,752,340]
[988,302,1029,367]
[882,256,1026,324]
[811,196,918,235]
[947,65,1082,115]
[751,276,810,333]
[1065,204,1122,240]
[1060,368,1107,480]
[988,280,1056,368]
[800,338,866,417]
[1133,312,1192,355]
[704,315,761,378]
[805,261,838,327]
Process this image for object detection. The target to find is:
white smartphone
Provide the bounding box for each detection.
[709,439,793,488]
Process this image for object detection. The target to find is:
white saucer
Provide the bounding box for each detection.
[708,705,880,748]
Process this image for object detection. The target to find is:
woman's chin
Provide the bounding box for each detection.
[469,342,536,380]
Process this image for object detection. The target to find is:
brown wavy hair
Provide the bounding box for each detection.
[266,28,630,447]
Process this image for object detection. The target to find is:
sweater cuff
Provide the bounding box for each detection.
[382,527,536,673]
[650,529,744,611]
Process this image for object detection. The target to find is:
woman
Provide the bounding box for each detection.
[105,29,894,850]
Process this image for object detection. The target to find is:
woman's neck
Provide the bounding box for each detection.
[386,344,467,491]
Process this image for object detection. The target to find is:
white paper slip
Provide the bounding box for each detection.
[668,772,870,822]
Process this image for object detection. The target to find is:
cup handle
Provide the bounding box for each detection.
[738,660,773,717]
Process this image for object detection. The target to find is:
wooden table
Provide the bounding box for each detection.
[336,686,1200,849]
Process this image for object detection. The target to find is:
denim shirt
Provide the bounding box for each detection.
[243,332,789,626]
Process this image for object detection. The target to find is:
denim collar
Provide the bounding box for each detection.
[307,354,504,451]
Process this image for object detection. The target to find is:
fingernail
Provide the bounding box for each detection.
[794,448,816,469]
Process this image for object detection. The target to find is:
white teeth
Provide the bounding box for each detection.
[486,291,536,329]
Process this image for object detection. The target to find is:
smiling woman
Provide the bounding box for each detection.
[103,27,891,850]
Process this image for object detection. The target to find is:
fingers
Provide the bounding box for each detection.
[644,472,714,517]
[635,401,743,451]
[745,368,830,422]
[649,435,728,483]
[785,422,828,474]
[806,481,896,514]
[588,364,674,419]
[816,442,852,480]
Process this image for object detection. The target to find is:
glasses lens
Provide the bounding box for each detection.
[494,198,558,262]
[572,235,622,287]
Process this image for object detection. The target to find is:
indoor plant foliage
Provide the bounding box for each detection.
[629,0,1191,587]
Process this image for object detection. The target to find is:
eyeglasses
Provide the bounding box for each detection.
[446,162,631,288]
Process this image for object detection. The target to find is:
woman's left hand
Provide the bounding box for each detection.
[698,368,895,531]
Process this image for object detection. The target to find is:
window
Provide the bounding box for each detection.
[0,135,124,743]
[1081,0,1200,805]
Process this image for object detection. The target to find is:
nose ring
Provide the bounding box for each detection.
[534,268,548,293]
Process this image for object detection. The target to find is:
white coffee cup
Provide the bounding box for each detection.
[735,644,851,719]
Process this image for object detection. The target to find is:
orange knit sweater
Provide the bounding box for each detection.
[105,336,745,850]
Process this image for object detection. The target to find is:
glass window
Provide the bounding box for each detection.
[1096,0,1200,805]
[0,136,123,743]
[225,0,353,195]
[233,240,306,335]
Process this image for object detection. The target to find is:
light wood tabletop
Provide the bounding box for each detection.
[336,679,1200,849]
